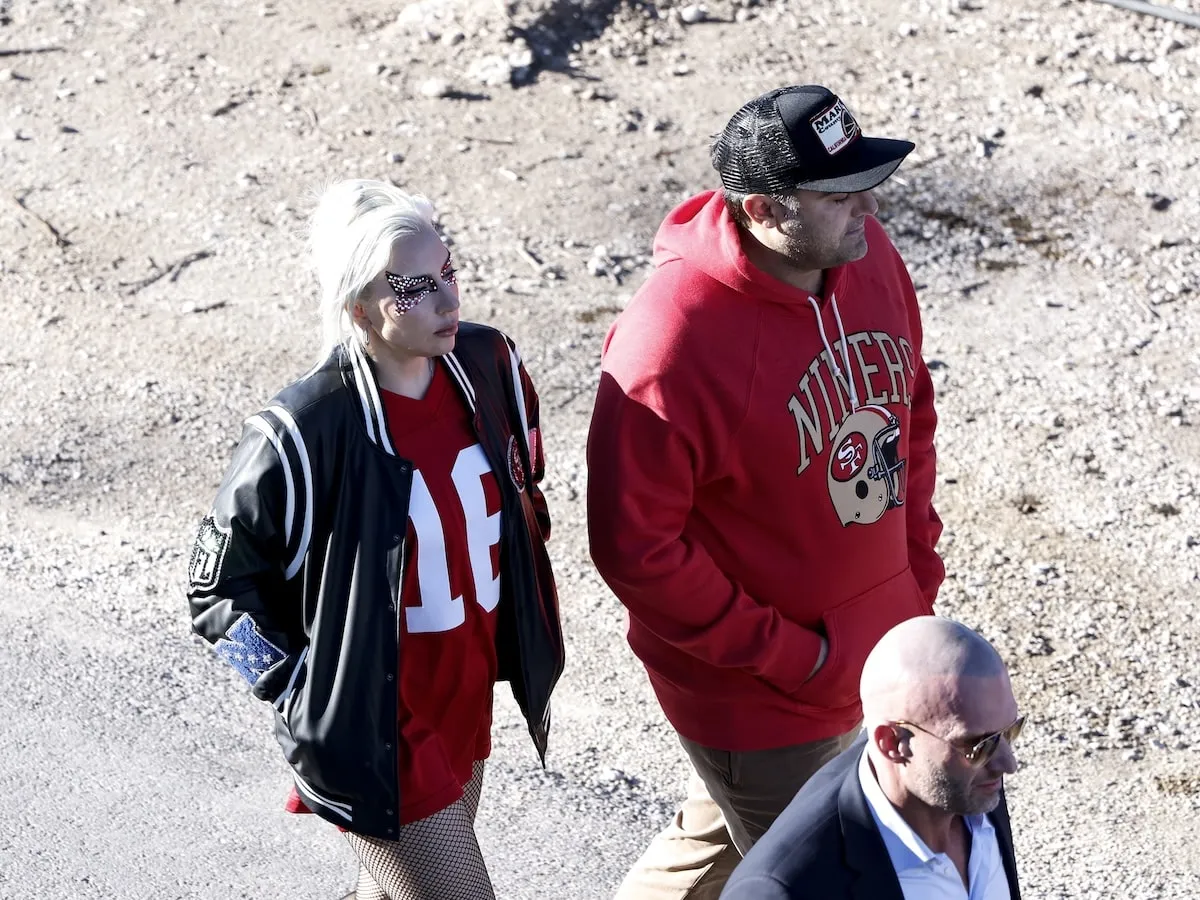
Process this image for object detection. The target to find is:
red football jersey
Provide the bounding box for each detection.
[286,363,502,825]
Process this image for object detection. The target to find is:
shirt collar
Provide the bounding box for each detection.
[857,747,995,873]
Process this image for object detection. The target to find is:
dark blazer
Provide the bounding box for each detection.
[721,735,1021,899]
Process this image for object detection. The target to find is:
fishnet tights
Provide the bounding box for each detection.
[345,760,494,900]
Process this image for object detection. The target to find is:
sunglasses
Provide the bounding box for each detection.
[891,715,1025,767]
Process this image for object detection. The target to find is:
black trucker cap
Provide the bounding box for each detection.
[711,85,915,194]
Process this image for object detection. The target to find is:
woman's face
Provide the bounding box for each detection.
[353,229,461,362]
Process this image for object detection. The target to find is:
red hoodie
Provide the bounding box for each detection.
[587,191,944,751]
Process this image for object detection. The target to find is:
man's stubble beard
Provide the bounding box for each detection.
[777,217,825,274]
[915,765,1003,818]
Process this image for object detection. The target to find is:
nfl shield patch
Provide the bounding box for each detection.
[189,515,231,592]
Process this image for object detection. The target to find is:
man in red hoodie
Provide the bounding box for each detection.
[587,85,945,899]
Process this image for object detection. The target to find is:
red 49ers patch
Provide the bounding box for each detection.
[507,434,526,492]
[830,431,868,482]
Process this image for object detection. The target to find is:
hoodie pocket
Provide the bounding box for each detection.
[794,566,929,710]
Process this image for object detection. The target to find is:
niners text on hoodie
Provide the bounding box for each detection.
[587,191,945,751]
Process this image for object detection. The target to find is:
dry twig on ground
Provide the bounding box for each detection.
[0,46,65,57]
[117,250,215,295]
[7,192,71,248]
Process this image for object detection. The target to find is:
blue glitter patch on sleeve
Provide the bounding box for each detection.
[214,613,287,686]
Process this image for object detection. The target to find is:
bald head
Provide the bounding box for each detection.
[860,617,1007,728]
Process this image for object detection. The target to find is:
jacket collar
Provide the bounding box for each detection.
[840,750,1021,900]
[991,788,1022,900]
[340,342,478,456]
[838,769,908,900]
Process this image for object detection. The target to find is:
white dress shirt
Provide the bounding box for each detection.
[858,749,1013,900]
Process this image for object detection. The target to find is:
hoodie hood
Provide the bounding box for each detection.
[652,189,845,307]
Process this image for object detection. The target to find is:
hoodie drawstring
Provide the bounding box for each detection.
[807,292,859,410]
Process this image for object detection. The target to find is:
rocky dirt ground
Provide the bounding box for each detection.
[2,0,1198,896]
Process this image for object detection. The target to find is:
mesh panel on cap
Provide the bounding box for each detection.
[714,93,803,194]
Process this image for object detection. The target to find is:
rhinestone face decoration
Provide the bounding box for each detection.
[384,272,436,313]
[383,256,457,315]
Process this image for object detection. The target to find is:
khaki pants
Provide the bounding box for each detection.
[615,727,861,900]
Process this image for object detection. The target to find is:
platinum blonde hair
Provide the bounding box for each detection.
[308,179,437,361]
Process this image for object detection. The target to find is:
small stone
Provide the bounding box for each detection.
[508,42,535,70]
[386,150,405,164]
[468,55,513,87]
[1159,37,1184,56]
[0,68,13,82]
[417,77,453,98]
[1065,71,1091,87]
[898,22,917,36]
[679,5,707,23]
[508,42,536,85]
[588,245,611,277]
[975,138,997,159]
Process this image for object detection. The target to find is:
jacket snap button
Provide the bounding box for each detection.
[386,809,395,816]
[385,673,394,681]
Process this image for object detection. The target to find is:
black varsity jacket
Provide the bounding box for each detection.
[187,323,564,840]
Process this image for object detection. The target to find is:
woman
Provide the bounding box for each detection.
[187,179,564,900]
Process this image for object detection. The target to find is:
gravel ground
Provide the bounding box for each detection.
[1,0,1197,896]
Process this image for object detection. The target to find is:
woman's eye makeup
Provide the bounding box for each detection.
[384,273,437,313]
[384,255,457,314]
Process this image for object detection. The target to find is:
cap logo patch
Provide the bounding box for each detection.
[810,99,860,156]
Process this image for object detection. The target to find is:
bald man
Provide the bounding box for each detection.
[721,617,1023,899]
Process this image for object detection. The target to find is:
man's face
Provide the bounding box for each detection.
[903,674,1021,817]
[774,188,880,271]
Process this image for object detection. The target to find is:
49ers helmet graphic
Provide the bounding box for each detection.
[826,405,906,526]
